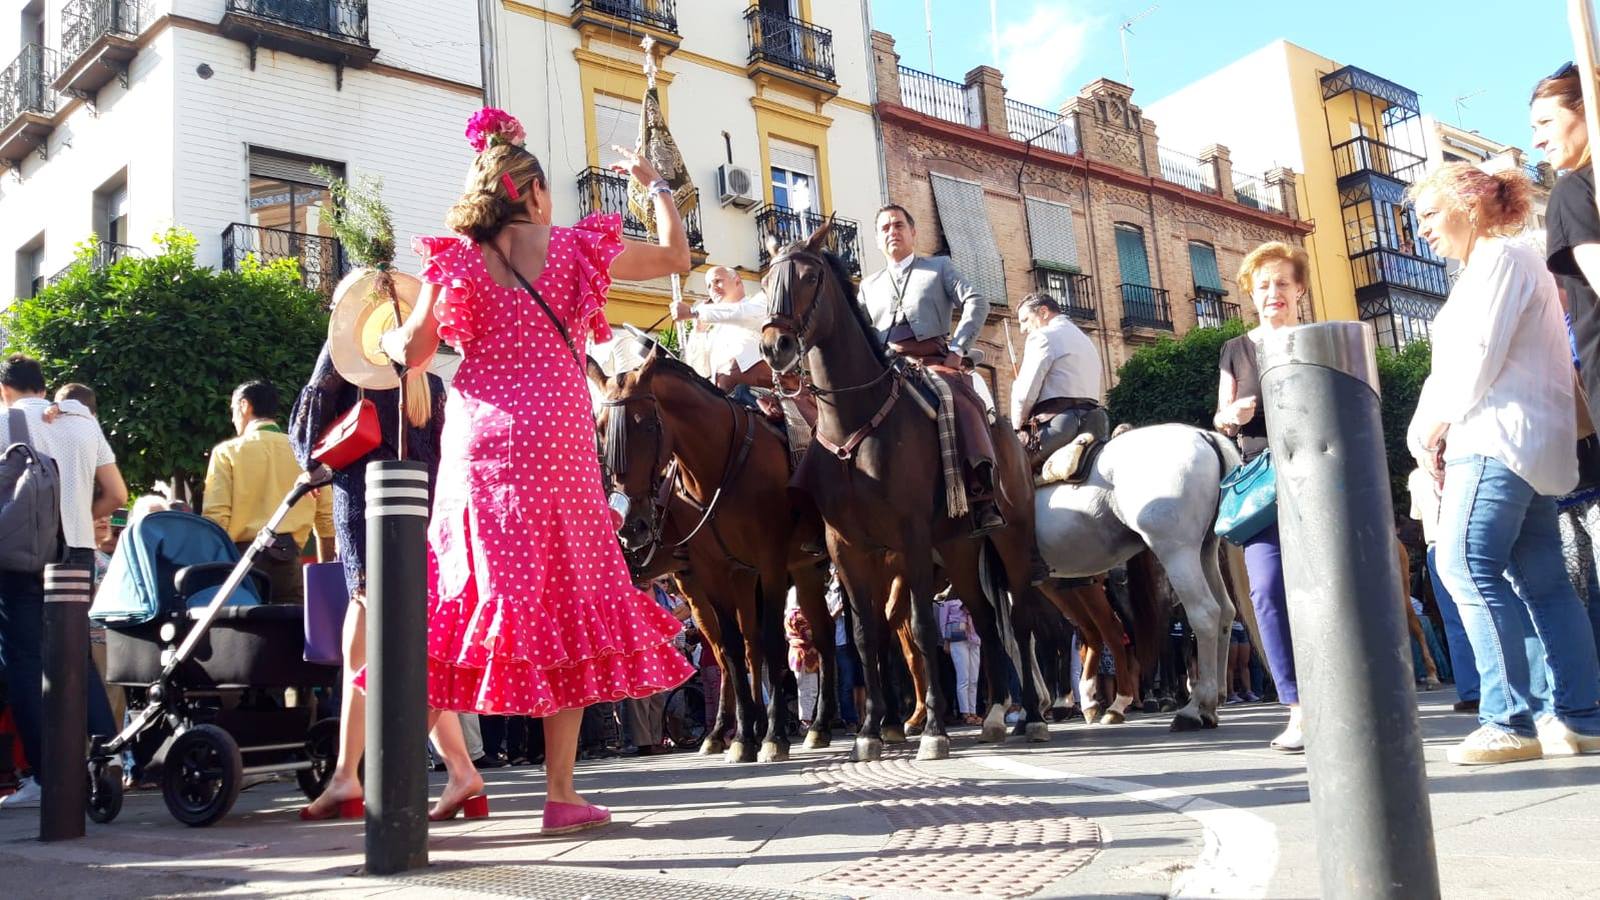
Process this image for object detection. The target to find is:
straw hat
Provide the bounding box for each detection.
[327,268,421,389]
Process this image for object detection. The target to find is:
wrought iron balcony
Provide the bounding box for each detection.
[571,0,677,36]
[55,0,144,98]
[1157,147,1217,194]
[0,45,61,167]
[744,6,836,86]
[220,0,377,82]
[1331,135,1426,185]
[222,223,348,299]
[1350,247,1449,300]
[46,241,139,286]
[898,65,976,127]
[1358,289,1441,351]
[1035,268,1095,322]
[1119,283,1174,331]
[576,166,704,254]
[1233,171,1284,214]
[1524,162,1553,189]
[1005,98,1078,156]
[1193,286,1240,329]
[754,203,861,279]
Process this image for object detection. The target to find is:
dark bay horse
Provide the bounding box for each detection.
[590,350,835,763]
[759,229,1050,762]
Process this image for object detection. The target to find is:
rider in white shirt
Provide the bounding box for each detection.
[672,266,767,392]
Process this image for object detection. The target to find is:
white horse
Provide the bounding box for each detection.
[1034,423,1241,730]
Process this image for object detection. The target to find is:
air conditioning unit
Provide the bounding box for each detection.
[717,163,759,210]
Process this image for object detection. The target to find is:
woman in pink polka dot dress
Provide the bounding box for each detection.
[384,109,695,836]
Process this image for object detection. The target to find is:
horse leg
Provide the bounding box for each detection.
[1160,547,1226,731]
[757,572,793,763]
[1395,538,1441,689]
[901,538,951,761]
[895,620,929,738]
[1080,581,1138,725]
[725,576,764,763]
[834,543,886,762]
[1201,535,1237,721]
[946,552,1010,743]
[1038,581,1104,726]
[793,562,836,749]
[983,532,1052,743]
[684,595,733,756]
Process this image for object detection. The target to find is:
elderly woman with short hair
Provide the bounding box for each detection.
[1408,161,1600,765]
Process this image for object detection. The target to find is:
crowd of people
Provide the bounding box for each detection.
[6,61,1600,835]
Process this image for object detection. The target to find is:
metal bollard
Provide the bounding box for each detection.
[40,564,92,842]
[1259,322,1440,900]
[364,461,431,875]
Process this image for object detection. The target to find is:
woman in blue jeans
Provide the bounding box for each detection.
[1409,162,1600,765]
[1214,242,1308,752]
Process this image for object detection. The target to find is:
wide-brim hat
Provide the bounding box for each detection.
[328,268,421,390]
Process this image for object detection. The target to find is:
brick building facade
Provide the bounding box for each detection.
[869,31,1314,417]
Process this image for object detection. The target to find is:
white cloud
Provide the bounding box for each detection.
[995,2,1101,109]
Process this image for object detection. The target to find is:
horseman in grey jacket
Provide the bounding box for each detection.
[860,204,1003,535]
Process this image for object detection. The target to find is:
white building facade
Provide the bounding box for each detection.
[488,0,885,328]
[0,0,483,304]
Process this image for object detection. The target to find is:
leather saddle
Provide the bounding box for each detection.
[1037,433,1106,487]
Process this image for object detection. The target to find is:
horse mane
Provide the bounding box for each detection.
[642,354,733,405]
[775,239,889,367]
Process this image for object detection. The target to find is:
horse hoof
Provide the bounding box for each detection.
[700,738,726,756]
[1201,711,1220,729]
[1025,722,1051,743]
[1423,679,1442,691]
[916,735,951,760]
[882,726,907,744]
[1082,706,1102,726]
[1099,710,1126,726]
[1170,711,1205,732]
[851,737,883,763]
[804,730,831,750]
[978,723,1007,744]
[758,741,789,763]
[905,722,925,738]
[726,740,758,763]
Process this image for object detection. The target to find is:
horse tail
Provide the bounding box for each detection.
[1202,429,1243,481]
[1123,549,1169,689]
[979,540,1027,683]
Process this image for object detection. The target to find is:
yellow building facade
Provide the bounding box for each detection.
[1147,41,1448,348]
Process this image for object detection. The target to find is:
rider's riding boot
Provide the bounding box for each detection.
[1027,543,1050,586]
[967,461,1006,538]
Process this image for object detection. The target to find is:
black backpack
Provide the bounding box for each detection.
[0,408,66,572]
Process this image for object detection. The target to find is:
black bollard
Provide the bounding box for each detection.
[364,460,431,875]
[40,564,91,842]
[1259,322,1440,900]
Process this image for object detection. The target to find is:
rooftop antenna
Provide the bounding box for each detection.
[925,0,935,72]
[990,0,1000,68]
[1453,89,1486,128]
[1120,4,1159,84]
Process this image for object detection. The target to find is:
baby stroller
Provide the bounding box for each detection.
[87,468,339,827]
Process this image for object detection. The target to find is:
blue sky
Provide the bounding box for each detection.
[868,0,1574,161]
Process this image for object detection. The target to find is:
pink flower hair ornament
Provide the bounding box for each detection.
[466,108,527,154]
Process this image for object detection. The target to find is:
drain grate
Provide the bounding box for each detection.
[386,862,851,899]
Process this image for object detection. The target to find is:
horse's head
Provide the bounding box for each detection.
[760,221,843,375]
[593,349,674,555]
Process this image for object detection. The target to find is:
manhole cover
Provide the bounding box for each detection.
[387,862,850,899]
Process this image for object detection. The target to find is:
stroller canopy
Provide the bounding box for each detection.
[90,511,263,627]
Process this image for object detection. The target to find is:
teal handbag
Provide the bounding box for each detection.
[1215,448,1277,544]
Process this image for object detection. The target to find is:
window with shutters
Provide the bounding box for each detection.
[1114,224,1151,287]
[95,172,129,247]
[769,138,817,212]
[247,149,344,237]
[15,234,45,300]
[929,172,1008,306]
[1188,241,1221,292]
[594,94,642,169]
[1025,197,1078,272]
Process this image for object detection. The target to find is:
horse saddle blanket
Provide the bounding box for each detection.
[1038,434,1104,486]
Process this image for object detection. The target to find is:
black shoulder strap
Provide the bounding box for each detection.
[485,242,582,368]
[8,408,30,449]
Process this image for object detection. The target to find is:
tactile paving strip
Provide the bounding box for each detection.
[807,751,1101,898]
[388,862,850,899]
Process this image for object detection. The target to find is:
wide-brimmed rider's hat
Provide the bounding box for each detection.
[327,268,421,389]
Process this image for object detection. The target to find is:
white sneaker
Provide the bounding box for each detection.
[0,777,40,809]
[1269,707,1305,752]
[1448,726,1542,765]
[1536,715,1600,756]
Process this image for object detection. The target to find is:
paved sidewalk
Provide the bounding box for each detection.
[1,692,1598,898]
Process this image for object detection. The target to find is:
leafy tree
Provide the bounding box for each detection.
[1376,339,1432,509]
[2,231,328,500]
[1106,318,1249,429]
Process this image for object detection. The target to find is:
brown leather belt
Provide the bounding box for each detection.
[1029,396,1099,418]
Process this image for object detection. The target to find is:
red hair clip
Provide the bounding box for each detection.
[502,173,521,200]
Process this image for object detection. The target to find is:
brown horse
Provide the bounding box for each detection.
[759,230,1051,762]
[590,351,835,763]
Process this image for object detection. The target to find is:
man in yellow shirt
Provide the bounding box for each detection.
[203,380,334,604]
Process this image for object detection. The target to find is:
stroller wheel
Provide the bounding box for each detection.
[162,725,243,827]
[87,760,123,824]
[297,717,340,801]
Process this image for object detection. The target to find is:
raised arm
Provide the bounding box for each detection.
[606,146,691,282]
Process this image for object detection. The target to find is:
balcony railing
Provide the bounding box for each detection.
[1232,171,1284,214]
[1005,98,1079,156]
[1119,283,1174,331]
[46,241,139,286]
[222,223,348,299]
[1331,136,1426,184]
[1035,268,1095,322]
[744,7,835,85]
[1524,162,1553,189]
[1193,286,1240,329]
[1,44,60,127]
[61,0,143,65]
[754,203,862,279]
[897,65,976,127]
[571,0,677,35]
[1350,247,1449,298]
[1157,147,1217,194]
[226,0,369,43]
[575,166,703,253]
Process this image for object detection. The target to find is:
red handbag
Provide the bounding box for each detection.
[311,395,381,470]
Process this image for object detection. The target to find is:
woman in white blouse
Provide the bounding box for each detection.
[1408,162,1600,765]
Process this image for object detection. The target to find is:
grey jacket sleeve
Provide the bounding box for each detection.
[940,257,989,355]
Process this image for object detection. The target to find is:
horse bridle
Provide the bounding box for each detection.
[762,247,828,387]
